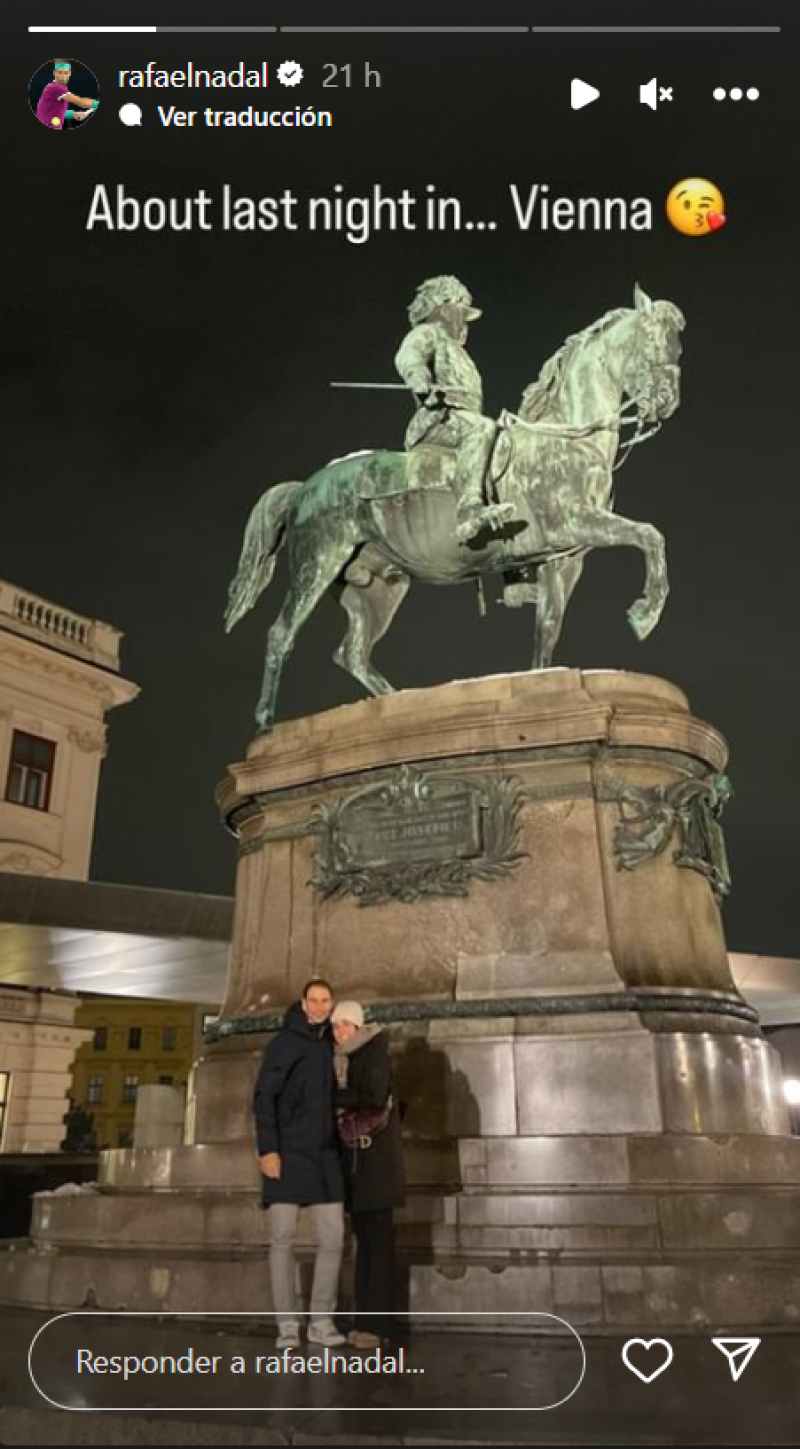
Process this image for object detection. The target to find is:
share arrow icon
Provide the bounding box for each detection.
[712,1337,761,1381]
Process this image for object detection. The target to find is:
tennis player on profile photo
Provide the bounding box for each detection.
[35,60,97,130]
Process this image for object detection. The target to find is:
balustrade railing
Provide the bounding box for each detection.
[0,581,121,668]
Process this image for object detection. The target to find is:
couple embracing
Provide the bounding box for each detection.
[253,977,405,1350]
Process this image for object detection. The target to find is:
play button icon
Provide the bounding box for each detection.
[571,78,600,110]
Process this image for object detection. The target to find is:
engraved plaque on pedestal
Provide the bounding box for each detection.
[311,764,525,905]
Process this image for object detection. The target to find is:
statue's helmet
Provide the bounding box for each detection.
[408,275,482,327]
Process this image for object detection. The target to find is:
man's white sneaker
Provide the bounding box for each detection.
[307,1319,346,1346]
[276,1324,300,1350]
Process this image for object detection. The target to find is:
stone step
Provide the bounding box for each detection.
[29,1182,800,1254]
[96,1132,800,1193]
[4,1236,800,1327]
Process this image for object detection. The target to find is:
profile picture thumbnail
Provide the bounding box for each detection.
[29,57,99,132]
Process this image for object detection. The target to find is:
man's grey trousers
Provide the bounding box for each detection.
[269,1202,345,1328]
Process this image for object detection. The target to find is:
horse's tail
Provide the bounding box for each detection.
[224,480,303,632]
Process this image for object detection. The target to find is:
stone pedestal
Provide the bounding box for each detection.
[133,1084,186,1148]
[3,670,800,1329]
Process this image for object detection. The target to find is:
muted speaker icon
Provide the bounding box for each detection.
[640,77,673,109]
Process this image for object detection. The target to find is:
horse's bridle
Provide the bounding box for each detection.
[610,309,684,470]
[504,305,679,472]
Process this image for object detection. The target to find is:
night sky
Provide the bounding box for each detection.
[5,1,798,957]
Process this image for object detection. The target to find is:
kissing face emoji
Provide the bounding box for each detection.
[666,178,727,236]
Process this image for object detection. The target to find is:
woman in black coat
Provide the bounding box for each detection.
[331,1001,405,1349]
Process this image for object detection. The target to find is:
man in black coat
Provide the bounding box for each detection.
[253,978,346,1349]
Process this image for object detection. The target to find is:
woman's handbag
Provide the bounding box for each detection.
[337,1095,393,1148]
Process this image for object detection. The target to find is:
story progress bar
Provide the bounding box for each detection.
[28,24,782,35]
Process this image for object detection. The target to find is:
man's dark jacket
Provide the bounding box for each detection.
[253,1002,344,1207]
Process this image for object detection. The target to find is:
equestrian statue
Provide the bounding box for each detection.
[225,279,685,734]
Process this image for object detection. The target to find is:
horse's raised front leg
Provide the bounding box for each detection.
[531,554,585,669]
[563,509,668,640]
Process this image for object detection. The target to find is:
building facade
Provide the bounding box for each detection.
[70,998,213,1149]
[0,578,138,879]
[0,986,91,1151]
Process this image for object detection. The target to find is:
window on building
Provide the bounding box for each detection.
[118,1127,134,1148]
[5,730,56,811]
[121,1075,138,1104]
[0,1072,9,1146]
[87,1075,103,1105]
[128,1027,142,1051]
[161,1025,177,1051]
[92,1027,107,1051]
[158,1074,174,1086]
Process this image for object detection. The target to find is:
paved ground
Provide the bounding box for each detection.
[1,1309,799,1445]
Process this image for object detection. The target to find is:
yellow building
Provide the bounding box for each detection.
[70,997,214,1149]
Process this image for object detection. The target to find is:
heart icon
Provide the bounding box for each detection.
[622,1337,674,1383]
[707,211,727,231]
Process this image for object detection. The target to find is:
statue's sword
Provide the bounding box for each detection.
[331,382,473,397]
[330,382,474,402]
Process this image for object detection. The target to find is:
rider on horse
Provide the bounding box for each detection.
[394,276,517,545]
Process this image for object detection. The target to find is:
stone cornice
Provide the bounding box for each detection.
[217,671,727,821]
[0,636,139,711]
[206,989,759,1043]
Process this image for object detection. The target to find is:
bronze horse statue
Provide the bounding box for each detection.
[226,285,685,733]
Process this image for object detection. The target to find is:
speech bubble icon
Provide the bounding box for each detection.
[119,103,142,127]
